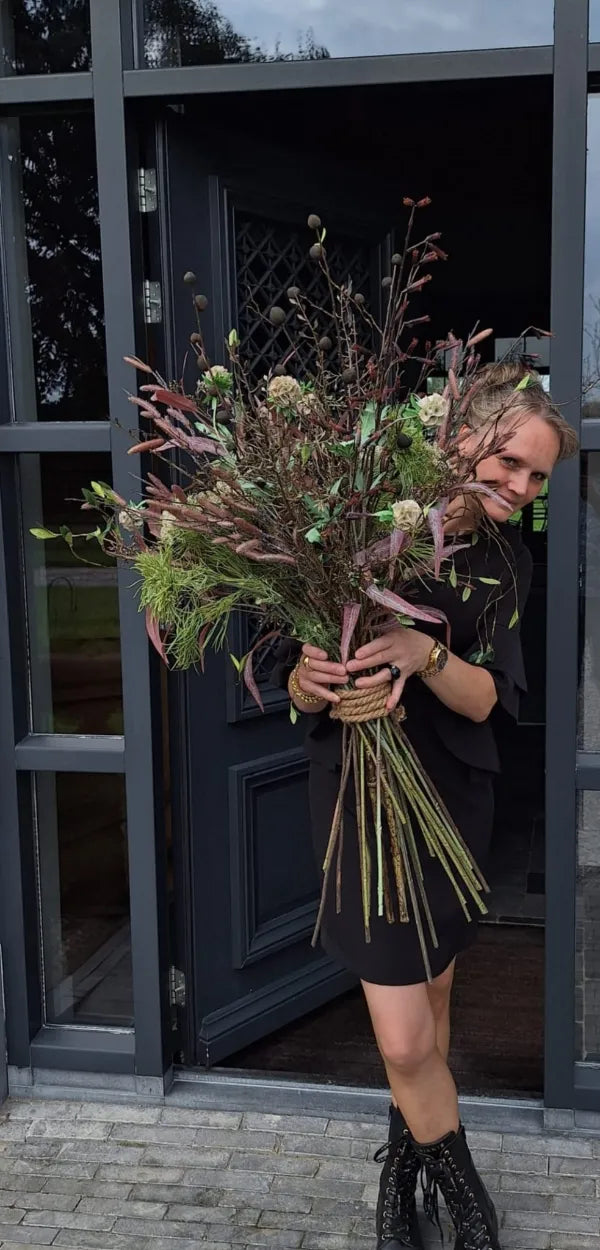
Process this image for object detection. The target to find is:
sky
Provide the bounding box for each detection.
[213,0,553,59]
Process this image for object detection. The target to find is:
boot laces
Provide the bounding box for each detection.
[374,1136,420,1244]
[423,1155,494,1250]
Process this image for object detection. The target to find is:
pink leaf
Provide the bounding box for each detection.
[365,583,448,626]
[427,499,448,578]
[390,528,408,559]
[128,395,163,420]
[242,629,281,712]
[145,608,168,665]
[460,482,514,513]
[340,602,360,666]
[124,355,155,374]
[150,388,198,413]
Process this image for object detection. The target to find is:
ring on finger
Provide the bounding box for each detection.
[389,663,402,682]
[302,654,311,669]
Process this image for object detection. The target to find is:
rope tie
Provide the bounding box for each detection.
[330,683,406,724]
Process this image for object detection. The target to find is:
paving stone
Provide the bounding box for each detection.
[79,1105,162,1126]
[141,1146,233,1170]
[0,1225,57,1244]
[0,1158,99,1180]
[257,1209,355,1235]
[96,1166,184,1186]
[503,1133,594,1157]
[160,1108,242,1130]
[23,1208,117,1231]
[57,1142,145,1165]
[28,1121,112,1141]
[165,1202,238,1223]
[53,1232,150,1250]
[244,1115,328,1135]
[323,1120,384,1142]
[130,1183,223,1205]
[183,1168,272,1195]
[3,1190,80,1211]
[551,1156,600,1176]
[473,1149,548,1175]
[108,1125,197,1147]
[229,1152,316,1177]
[502,1210,600,1233]
[77,1198,168,1220]
[279,1134,368,1159]
[501,1173,595,1196]
[193,1129,279,1152]
[269,1175,366,1201]
[6,1101,82,1120]
[0,1206,28,1223]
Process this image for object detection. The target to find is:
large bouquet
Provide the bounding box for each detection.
[37,201,538,978]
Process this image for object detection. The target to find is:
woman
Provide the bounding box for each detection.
[276,363,577,1250]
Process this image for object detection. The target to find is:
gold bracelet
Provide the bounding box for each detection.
[288,663,326,706]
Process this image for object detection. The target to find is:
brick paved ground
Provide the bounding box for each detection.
[0,1098,597,1248]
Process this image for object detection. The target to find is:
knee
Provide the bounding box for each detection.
[378,1017,437,1075]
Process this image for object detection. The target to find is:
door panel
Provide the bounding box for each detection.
[162,109,391,1065]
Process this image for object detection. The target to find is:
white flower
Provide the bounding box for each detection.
[417,393,449,427]
[392,499,423,531]
[201,365,232,393]
[267,376,303,407]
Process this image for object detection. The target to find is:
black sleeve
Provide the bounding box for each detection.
[269,637,302,692]
[463,543,533,719]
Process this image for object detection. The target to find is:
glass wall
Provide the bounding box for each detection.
[0,2,91,74]
[143,0,554,67]
[35,772,132,1027]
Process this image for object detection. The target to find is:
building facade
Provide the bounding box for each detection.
[0,0,598,1117]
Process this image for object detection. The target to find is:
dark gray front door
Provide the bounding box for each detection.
[161,101,393,1065]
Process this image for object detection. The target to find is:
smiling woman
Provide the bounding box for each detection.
[142,0,554,67]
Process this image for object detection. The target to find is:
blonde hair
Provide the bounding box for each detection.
[463,360,578,463]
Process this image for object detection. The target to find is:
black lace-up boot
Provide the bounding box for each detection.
[373,1104,424,1249]
[413,1123,501,1250]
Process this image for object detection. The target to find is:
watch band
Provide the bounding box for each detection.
[417,640,449,679]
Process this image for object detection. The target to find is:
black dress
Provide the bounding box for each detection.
[272,523,532,986]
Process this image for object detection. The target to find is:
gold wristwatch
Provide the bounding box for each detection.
[417,640,449,679]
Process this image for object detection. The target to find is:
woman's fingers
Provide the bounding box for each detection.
[386,672,406,712]
[298,677,340,705]
[353,669,392,690]
[347,648,390,673]
[301,643,329,661]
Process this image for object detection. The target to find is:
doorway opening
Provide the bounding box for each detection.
[205,73,552,1096]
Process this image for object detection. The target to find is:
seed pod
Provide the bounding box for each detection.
[382,276,393,289]
[391,253,402,266]
[309,243,324,261]
[318,335,332,352]
[183,270,197,285]
[274,363,287,376]
[196,354,209,371]
[287,286,300,301]
[194,294,208,311]
[269,306,286,327]
[190,332,202,345]
[396,433,413,450]
[307,213,322,230]
[342,367,355,383]
[354,293,365,305]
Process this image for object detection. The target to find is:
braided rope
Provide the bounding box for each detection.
[330,683,391,723]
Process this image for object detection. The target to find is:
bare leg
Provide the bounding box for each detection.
[362,977,460,1145]
[389,960,456,1108]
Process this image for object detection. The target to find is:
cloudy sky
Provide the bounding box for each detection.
[216,0,553,59]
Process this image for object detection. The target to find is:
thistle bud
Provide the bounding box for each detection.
[403,197,415,207]
[190,332,202,345]
[287,286,300,301]
[354,293,365,305]
[183,270,197,285]
[307,213,322,230]
[391,253,402,266]
[196,354,209,371]
[318,335,332,352]
[309,243,324,261]
[194,294,208,311]
[269,306,286,327]
[342,367,355,383]
[382,276,393,289]
[274,363,287,377]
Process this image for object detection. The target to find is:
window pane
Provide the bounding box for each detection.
[35,772,132,1027]
[2,113,107,421]
[576,792,600,1061]
[21,453,123,736]
[592,2,600,43]
[1,1,91,74]
[584,98,600,417]
[143,0,553,66]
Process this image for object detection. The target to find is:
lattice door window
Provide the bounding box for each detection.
[235,210,373,379]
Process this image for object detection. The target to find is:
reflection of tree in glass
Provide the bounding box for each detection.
[9,0,91,73]
[145,0,329,66]
[19,114,108,420]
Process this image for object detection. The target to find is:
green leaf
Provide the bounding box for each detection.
[359,401,377,445]
[449,565,458,589]
[462,586,472,602]
[90,481,106,497]
[478,577,501,585]
[305,527,323,544]
[300,443,312,465]
[329,477,344,496]
[229,652,248,674]
[228,328,239,348]
[30,527,59,540]
[333,440,355,459]
[514,373,531,391]
[59,525,74,549]
[289,703,299,725]
[469,646,495,666]
[302,494,328,521]
[471,532,479,545]
[508,608,519,629]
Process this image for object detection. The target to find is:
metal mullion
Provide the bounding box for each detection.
[580,419,600,448]
[0,423,111,452]
[0,74,93,105]
[15,735,125,773]
[124,45,553,99]
[90,0,170,1085]
[576,755,600,787]
[545,0,589,1110]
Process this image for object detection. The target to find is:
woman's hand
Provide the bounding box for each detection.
[346,628,434,712]
[295,644,348,706]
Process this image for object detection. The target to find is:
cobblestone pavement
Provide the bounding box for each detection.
[0,1098,598,1248]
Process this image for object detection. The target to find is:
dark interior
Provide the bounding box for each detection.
[218,74,552,1097]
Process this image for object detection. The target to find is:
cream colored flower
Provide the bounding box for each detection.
[160,509,178,541]
[202,364,232,391]
[267,376,303,407]
[417,393,449,427]
[118,509,143,532]
[392,499,423,531]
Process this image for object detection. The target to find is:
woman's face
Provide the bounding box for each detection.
[464,411,561,522]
